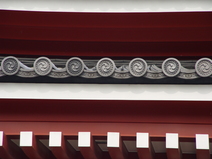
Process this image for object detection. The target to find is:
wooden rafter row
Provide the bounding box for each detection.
[0,131,211,159]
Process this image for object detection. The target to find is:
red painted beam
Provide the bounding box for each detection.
[166,149,182,159]
[166,133,182,159]
[0,132,14,159]
[49,132,76,159]
[78,132,102,159]
[1,39,212,58]
[108,146,128,159]
[196,134,210,159]
[1,25,211,42]
[1,11,211,28]
[0,132,29,159]
[0,10,212,57]
[196,150,210,159]
[20,132,43,159]
[20,132,56,159]
[107,132,128,159]
[137,148,154,159]
[136,133,155,159]
[0,99,212,125]
[0,122,212,139]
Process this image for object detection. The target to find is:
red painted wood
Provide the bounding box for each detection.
[196,150,210,159]
[108,147,128,159]
[7,137,29,159]
[0,99,212,125]
[50,134,76,159]
[0,10,211,159]
[166,149,182,159]
[21,134,56,159]
[79,135,102,159]
[1,25,211,42]
[1,11,212,27]
[137,147,155,159]
[21,134,43,159]
[108,139,128,159]
[1,39,212,58]
[0,10,212,57]
[137,133,155,159]
[1,122,212,139]
[0,133,14,159]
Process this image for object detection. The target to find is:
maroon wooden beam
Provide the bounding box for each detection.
[1,10,212,29]
[196,134,210,159]
[49,132,76,159]
[20,131,42,159]
[78,132,102,159]
[1,25,211,42]
[1,99,212,125]
[107,132,128,159]
[0,122,211,140]
[0,132,14,159]
[166,133,182,159]
[136,133,155,159]
[0,10,212,58]
[20,131,56,159]
[167,149,182,159]
[196,150,210,159]
[1,39,212,58]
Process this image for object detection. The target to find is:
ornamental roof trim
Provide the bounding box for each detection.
[0,56,211,80]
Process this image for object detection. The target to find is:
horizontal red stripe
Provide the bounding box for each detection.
[1,39,212,58]
[0,99,211,124]
[1,122,212,138]
[1,25,211,42]
[1,10,212,27]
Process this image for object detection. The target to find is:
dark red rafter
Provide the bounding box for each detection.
[79,134,102,159]
[137,138,155,159]
[20,134,56,159]
[108,136,128,159]
[0,132,14,159]
[196,150,210,159]
[50,133,76,159]
[166,148,182,159]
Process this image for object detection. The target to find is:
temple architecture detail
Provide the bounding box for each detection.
[0,1,212,158]
[0,56,211,80]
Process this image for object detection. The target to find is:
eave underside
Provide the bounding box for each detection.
[1,8,212,159]
[0,10,212,58]
[0,99,212,159]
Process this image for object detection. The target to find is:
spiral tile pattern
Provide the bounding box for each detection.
[66,57,84,76]
[129,58,147,77]
[195,58,212,77]
[162,58,181,77]
[1,56,20,75]
[96,58,115,77]
[34,57,52,76]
